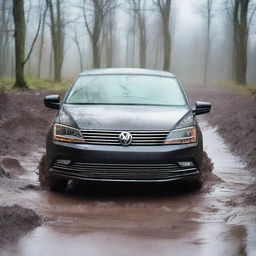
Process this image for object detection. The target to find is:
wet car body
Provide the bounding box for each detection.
[44,68,211,190]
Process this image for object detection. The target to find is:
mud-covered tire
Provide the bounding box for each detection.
[189,173,203,189]
[38,154,67,191]
[48,177,68,192]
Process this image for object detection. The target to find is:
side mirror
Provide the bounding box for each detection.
[193,101,211,115]
[44,95,60,109]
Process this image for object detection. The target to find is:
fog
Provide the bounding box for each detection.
[1,0,256,85]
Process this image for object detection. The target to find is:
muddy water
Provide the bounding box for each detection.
[1,122,256,256]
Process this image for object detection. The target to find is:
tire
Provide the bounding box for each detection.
[190,173,203,189]
[38,154,68,191]
[48,177,68,192]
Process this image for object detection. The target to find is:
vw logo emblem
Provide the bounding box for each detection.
[119,132,132,146]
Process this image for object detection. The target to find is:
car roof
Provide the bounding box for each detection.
[78,68,176,78]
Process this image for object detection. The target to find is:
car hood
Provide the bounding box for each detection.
[59,104,190,131]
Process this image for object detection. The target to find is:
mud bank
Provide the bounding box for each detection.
[186,87,256,203]
[0,89,63,156]
[0,205,41,247]
[0,156,41,247]
[186,87,256,172]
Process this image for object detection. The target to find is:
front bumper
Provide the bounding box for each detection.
[47,141,203,182]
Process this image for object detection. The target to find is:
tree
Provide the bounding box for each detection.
[69,24,84,72]
[226,0,252,84]
[13,0,43,88]
[127,0,147,68]
[197,0,214,85]
[47,0,65,82]
[0,0,13,77]
[81,0,117,68]
[37,1,48,78]
[233,0,249,84]
[12,0,27,88]
[104,8,115,68]
[154,0,172,71]
[125,7,137,67]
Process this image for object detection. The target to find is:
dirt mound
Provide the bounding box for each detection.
[0,205,41,247]
[186,87,256,171]
[0,157,26,178]
[0,90,63,156]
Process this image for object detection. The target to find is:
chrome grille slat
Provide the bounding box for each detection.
[85,141,121,145]
[72,163,178,168]
[81,130,169,133]
[72,164,178,168]
[52,162,198,180]
[54,166,191,173]
[84,135,118,138]
[53,170,197,180]
[54,168,196,174]
[80,130,169,146]
[85,138,119,142]
[71,166,179,170]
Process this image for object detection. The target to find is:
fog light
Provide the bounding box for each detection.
[56,159,71,165]
[178,161,194,168]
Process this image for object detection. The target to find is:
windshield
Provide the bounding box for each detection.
[65,74,187,106]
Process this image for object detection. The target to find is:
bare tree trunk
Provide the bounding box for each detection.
[0,0,6,77]
[2,7,12,76]
[73,29,83,72]
[203,0,213,85]
[48,0,64,82]
[2,36,10,75]
[162,0,171,71]
[204,22,210,85]
[131,14,136,67]
[232,0,249,84]
[37,2,48,78]
[49,46,53,78]
[154,0,172,71]
[106,10,114,68]
[138,11,146,68]
[82,0,116,69]
[91,36,100,68]
[127,0,147,68]
[13,0,27,89]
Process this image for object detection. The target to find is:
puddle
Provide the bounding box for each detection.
[1,122,256,255]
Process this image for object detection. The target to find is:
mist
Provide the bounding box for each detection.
[1,0,256,85]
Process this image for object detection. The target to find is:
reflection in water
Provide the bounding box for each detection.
[1,122,256,256]
[5,224,256,256]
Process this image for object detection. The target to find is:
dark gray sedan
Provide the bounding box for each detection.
[43,68,211,191]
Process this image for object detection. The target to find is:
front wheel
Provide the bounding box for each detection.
[38,154,68,192]
[48,177,68,192]
[189,173,203,189]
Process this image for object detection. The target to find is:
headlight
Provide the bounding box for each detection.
[164,126,196,145]
[53,123,84,143]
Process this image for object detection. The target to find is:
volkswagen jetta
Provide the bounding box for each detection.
[42,68,211,191]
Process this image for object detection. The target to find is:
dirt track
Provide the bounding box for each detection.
[0,87,256,255]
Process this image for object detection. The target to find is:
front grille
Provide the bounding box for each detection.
[52,162,198,181]
[80,130,169,145]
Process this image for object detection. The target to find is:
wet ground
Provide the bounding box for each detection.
[0,121,256,256]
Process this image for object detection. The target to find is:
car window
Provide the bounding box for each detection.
[66,75,187,106]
